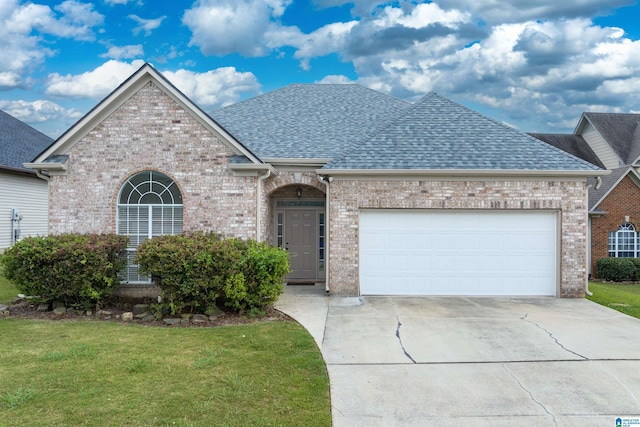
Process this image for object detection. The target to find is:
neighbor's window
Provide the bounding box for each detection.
[117,171,183,283]
[609,222,639,258]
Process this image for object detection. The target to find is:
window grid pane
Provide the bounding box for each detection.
[117,171,183,284]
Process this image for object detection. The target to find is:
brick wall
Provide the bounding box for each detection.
[48,81,257,239]
[590,174,640,276]
[329,178,588,297]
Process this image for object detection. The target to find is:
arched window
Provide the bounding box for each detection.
[609,222,638,258]
[117,171,183,283]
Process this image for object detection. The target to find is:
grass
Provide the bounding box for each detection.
[0,265,19,305]
[0,268,331,426]
[587,281,640,319]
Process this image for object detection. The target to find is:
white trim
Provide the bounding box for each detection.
[589,167,640,213]
[29,63,263,168]
[317,169,609,179]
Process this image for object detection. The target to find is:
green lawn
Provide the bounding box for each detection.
[587,281,640,319]
[0,265,19,304]
[0,268,331,426]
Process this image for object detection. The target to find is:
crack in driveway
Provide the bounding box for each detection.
[503,364,558,426]
[521,314,588,360]
[395,316,417,363]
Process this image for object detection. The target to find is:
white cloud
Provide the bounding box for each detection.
[315,75,355,84]
[129,14,166,36]
[104,0,129,4]
[163,67,261,108]
[183,0,293,56]
[43,60,261,110]
[0,99,82,123]
[0,0,104,89]
[45,60,146,99]
[100,44,144,59]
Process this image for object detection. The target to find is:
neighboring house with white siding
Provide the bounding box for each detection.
[0,110,52,251]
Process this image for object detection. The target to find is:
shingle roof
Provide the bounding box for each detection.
[583,113,640,165]
[0,110,53,173]
[528,133,605,168]
[325,92,602,171]
[210,84,411,159]
[587,166,635,211]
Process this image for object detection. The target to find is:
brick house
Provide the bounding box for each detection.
[531,113,640,277]
[26,63,605,297]
[0,110,52,250]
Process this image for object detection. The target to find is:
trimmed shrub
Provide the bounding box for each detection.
[135,233,289,315]
[0,234,129,309]
[596,258,636,282]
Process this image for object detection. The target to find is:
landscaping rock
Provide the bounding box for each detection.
[180,318,190,325]
[163,318,181,325]
[52,307,67,315]
[133,304,149,315]
[181,314,192,320]
[206,306,225,319]
[96,310,112,317]
[85,310,92,316]
[0,304,8,312]
[37,303,51,312]
[122,312,134,322]
[2,309,10,317]
[191,314,208,324]
[11,297,23,304]
[52,300,66,310]
[141,314,155,322]
[134,312,149,319]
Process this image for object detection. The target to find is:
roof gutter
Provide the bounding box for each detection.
[316,168,611,178]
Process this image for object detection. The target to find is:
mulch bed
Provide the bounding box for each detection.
[3,299,291,327]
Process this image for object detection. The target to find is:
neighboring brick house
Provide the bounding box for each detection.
[531,113,640,277]
[26,63,605,297]
[0,110,52,250]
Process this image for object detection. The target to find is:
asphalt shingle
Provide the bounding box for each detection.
[583,112,640,165]
[0,110,53,172]
[210,84,411,159]
[326,92,602,171]
[528,133,605,168]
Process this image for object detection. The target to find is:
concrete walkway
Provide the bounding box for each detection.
[275,285,640,426]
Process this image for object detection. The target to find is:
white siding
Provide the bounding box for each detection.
[0,171,48,250]
[581,122,621,169]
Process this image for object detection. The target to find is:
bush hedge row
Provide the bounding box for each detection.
[135,233,289,316]
[0,234,129,309]
[596,257,640,282]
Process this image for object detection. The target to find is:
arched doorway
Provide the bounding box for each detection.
[271,184,326,283]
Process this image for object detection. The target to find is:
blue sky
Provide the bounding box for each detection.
[1,0,640,139]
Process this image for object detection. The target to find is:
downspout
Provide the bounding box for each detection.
[35,169,50,182]
[256,169,271,241]
[584,177,601,297]
[317,175,332,293]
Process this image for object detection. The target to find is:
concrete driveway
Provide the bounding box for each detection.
[275,285,640,426]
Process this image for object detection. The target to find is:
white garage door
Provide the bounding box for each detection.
[359,210,557,296]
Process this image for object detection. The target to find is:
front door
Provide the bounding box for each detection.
[285,210,317,280]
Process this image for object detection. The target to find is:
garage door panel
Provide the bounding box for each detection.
[359,210,557,296]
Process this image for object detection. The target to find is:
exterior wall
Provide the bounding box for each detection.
[260,171,326,243]
[590,175,640,276]
[48,81,257,239]
[0,171,48,250]
[329,178,588,297]
[581,122,620,169]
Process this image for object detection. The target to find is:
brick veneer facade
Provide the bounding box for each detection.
[47,80,591,298]
[328,178,589,297]
[590,174,640,277]
[48,81,258,238]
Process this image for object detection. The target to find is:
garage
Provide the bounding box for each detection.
[359,209,558,296]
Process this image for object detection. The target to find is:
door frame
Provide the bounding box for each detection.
[273,198,326,282]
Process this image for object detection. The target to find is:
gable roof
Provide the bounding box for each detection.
[588,166,640,212]
[577,112,640,165]
[28,63,265,172]
[0,110,53,174]
[324,92,604,174]
[528,133,605,168]
[210,84,411,161]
